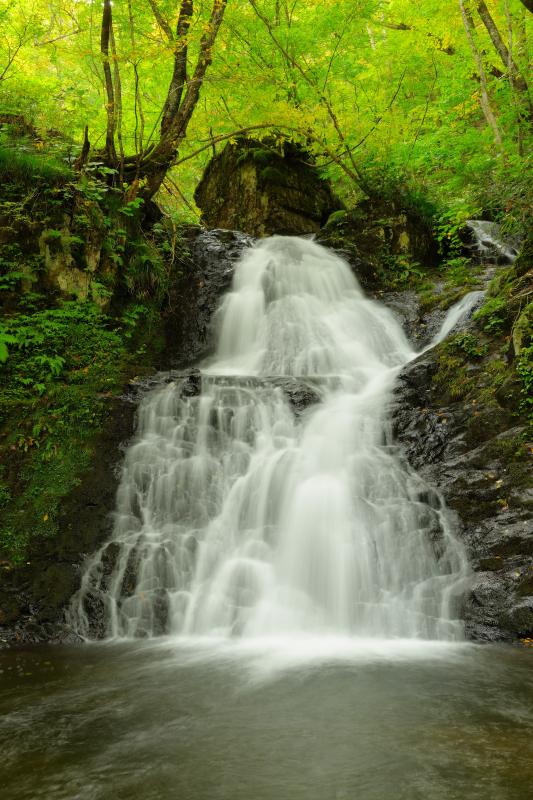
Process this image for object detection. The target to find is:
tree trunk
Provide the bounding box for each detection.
[100,0,117,164]
[459,0,503,149]
[161,0,193,136]
[140,0,228,200]
[476,1,530,96]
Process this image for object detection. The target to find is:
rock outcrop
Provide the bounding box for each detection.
[317,198,439,291]
[163,228,252,367]
[194,139,340,236]
[394,351,532,642]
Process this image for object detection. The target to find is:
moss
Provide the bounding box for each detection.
[323,210,348,229]
[432,344,475,400]
[512,302,533,355]
[0,297,165,564]
[259,166,287,186]
[474,296,509,335]
[0,141,72,187]
[236,146,274,167]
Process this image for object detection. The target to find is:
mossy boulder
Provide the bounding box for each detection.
[316,197,439,292]
[194,138,340,236]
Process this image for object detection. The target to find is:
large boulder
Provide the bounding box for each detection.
[194,138,340,236]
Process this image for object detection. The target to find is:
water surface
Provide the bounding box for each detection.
[1,640,532,800]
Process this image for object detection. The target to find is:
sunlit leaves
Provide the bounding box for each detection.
[0,0,531,213]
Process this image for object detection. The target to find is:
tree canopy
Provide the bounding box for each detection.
[0,0,531,223]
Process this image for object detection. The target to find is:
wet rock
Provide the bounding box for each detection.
[180,369,202,398]
[269,377,322,415]
[394,350,533,642]
[0,395,137,647]
[163,228,253,368]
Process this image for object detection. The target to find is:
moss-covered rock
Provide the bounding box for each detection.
[393,225,532,642]
[194,138,340,236]
[317,196,439,291]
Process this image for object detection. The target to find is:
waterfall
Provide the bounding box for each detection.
[466,219,519,264]
[69,237,469,641]
[430,290,484,346]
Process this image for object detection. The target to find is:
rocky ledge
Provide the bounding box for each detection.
[394,352,532,642]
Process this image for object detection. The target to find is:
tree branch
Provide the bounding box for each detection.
[459,0,503,149]
[148,0,174,41]
[161,0,193,136]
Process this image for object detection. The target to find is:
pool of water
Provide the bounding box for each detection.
[1,639,532,800]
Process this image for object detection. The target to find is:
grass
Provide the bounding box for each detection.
[0,141,72,186]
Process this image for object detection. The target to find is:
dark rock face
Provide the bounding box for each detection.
[0,395,137,646]
[194,139,340,237]
[162,228,252,368]
[394,353,532,642]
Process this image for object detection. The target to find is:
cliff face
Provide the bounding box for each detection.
[394,353,531,642]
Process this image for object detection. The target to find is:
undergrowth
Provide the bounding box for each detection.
[0,294,162,562]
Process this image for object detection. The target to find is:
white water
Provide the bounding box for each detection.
[430,290,484,346]
[467,219,519,264]
[70,237,469,642]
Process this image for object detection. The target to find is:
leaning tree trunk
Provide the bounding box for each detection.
[475,0,532,123]
[101,0,117,164]
[137,1,227,199]
[94,0,227,202]
[459,0,503,150]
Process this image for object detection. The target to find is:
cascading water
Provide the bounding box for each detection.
[429,290,484,346]
[69,237,469,641]
[466,219,520,264]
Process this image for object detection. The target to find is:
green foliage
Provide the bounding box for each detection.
[451,332,489,359]
[0,299,142,560]
[381,253,425,287]
[474,297,508,335]
[516,344,533,428]
[120,197,144,218]
[441,256,481,290]
[124,239,170,303]
[434,207,479,256]
[0,302,122,402]
[0,244,42,292]
[0,0,529,221]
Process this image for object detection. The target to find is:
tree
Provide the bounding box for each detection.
[98,0,228,200]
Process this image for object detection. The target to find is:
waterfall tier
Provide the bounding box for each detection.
[69,236,468,640]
